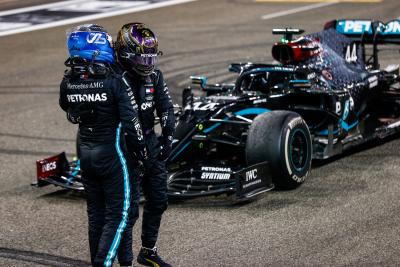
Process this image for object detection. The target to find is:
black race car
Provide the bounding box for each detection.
[34,19,400,202]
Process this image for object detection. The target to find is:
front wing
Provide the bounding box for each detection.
[33,152,83,191]
[33,153,274,201]
[167,161,274,201]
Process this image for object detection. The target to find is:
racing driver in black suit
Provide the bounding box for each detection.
[59,24,147,267]
[114,22,175,267]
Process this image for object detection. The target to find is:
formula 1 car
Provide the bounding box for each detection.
[34,19,400,201]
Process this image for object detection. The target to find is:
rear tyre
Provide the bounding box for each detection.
[246,111,312,189]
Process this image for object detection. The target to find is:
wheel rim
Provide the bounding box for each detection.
[289,129,308,172]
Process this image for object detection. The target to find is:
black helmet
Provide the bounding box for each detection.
[115,22,160,76]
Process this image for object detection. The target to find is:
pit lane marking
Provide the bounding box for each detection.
[0,0,196,37]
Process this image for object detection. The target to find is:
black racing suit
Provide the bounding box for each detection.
[59,64,146,267]
[126,69,175,249]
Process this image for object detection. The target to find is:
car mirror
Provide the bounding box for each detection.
[190,76,208,89]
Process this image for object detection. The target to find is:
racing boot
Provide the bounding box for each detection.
[137,247,172,267]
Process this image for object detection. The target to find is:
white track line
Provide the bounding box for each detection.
[261,2,337,20]
[0,0,196,37]
[0,0,87,16]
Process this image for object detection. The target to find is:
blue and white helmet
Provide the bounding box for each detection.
[67,24,114,64]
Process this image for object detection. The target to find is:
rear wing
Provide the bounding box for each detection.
[325,19,400,69]
[325,19,400,44]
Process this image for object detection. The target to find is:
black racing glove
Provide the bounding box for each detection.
[131,147,147,178]
[138,146,148,161]
[66,105,96,124]
[66,111,80,124]
[158,136,173,161]
[136,160,145,178]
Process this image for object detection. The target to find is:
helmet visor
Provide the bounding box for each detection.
[122,52,158,67]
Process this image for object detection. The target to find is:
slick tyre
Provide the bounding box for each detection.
[246,111,312,189]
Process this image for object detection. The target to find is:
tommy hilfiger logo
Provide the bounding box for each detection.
[146,87,154,94]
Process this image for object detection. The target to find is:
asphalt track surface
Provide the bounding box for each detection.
[0,0,60,11]
[1,0,400,266]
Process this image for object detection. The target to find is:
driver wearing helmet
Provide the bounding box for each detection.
[59,24,147,267]
[114,23,175,267]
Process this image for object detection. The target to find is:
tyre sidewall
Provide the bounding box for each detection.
[279,115,312,185]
